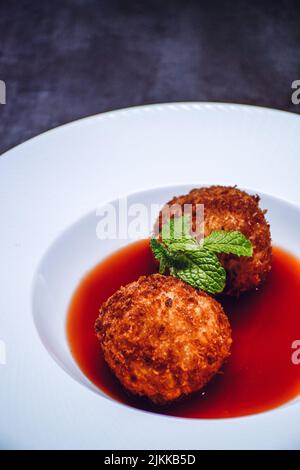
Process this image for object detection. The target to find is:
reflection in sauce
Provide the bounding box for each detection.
[67,240,300,418]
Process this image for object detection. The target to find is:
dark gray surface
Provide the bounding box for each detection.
[0,0,300,155]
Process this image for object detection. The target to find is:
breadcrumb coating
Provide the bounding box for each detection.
[95,274,232,404]
[157,186,272,295]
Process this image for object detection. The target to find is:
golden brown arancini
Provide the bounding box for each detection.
[157,186,272,295]
[95,274,232,404]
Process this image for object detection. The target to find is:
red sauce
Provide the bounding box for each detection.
[67,240,300,418]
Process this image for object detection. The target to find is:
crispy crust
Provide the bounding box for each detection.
[95,274,232,404]
[157,185,272,295]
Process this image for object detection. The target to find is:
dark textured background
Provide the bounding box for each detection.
[0,0,300,155]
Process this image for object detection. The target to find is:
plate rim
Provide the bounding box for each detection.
[1,101,300,160]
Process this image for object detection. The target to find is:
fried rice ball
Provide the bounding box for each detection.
[95,274,232,404]
[157,186,272,295]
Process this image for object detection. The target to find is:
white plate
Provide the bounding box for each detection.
[32,185,300,403]
[1,103,300,450]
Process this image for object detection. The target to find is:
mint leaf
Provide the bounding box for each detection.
[161,215,199,254]
[150,238,169,274]
[203,230,253,257]
[171,249,226,294]
[167,239,199,253]
[161,215,194,245]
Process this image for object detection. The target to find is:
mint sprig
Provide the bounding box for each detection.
[150,238,170,274]
[203,230,253,257]
[170,249,226,294]
[151,216,253,294]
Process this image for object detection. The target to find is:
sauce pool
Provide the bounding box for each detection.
[67,240,300,418]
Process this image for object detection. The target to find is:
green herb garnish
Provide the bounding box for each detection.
[203,230,253,256]
[151,216,253,294]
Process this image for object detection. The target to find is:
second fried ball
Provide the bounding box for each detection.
[158,185,272,295]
